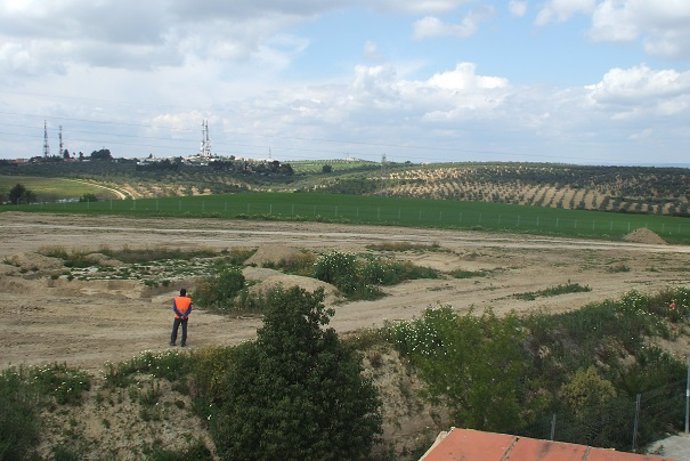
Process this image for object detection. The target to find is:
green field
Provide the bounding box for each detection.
[4,191,690,244]
[0,175,119,201]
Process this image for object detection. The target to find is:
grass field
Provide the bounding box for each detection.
[0,175,119,201]
[4,191,690,244]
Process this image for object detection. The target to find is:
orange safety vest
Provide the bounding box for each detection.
[173,296,192,319]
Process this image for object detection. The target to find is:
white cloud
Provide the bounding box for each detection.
[586,64,690,117]
[413,6,495,40]
[509,1,528,17]
[590,0,690,58]
[428,63,508,90]
[535,0,596,26]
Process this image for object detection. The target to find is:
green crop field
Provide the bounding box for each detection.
[0,175,119,201]
[5,191,690,244]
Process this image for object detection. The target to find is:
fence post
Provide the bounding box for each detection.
[632,393,641,451]
[550,413,556,440]
[685,350,690,433]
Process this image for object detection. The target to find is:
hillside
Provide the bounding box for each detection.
[2,159,689,216]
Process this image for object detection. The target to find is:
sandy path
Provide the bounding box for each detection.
[1,212,689,371]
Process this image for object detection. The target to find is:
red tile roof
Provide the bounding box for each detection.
[420,428,676,461]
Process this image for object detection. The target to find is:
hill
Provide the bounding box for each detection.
[1,159,689,216]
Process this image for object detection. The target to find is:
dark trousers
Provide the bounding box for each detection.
[170,317,188,346]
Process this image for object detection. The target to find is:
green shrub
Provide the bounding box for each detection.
[314,251,437,300]
[0,368,40,461]
[314,251,357,286]
[194,265,246,312]
[389,306,533,433]
[30,363,91,405]
[104,350,190,387]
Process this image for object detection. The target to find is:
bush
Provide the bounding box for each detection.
[314,251,437,300]
[194,265,246,312]
[314,251,357,286]
[207,287,382,460]
[389,306,533,433]
[0,368,40,461]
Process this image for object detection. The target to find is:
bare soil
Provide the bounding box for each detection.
[2,212,689,372]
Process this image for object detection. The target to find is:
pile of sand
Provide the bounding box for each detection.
[4,252,64,272]
[244,244,309,267]
[243,266,338,303]
[623,228,667,245]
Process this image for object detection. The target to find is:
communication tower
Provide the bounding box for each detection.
[43,121,50,157]
[58,125,64,157]
[380,154,387,195]
[200,119,212,158]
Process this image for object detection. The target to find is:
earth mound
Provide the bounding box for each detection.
[243,266,338,303]
[244,244,312,267]
[623,228,667,245]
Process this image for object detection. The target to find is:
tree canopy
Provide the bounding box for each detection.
[209,287,382,460]
[8,183,36,204]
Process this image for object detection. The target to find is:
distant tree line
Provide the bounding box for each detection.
[211,159,294,176]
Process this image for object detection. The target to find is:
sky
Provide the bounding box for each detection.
[0,0,689,166]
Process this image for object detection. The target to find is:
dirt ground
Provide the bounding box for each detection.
[1,212,690,372]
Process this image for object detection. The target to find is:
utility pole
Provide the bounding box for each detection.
[685,354,690,434]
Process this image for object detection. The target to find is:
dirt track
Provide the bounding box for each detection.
[1,212,689,371]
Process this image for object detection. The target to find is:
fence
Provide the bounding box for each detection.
[12,192,690,244]
[525,378,687,453]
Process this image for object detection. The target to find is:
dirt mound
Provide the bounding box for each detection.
[4,252,64,272]
[243,266,338,303]
[244,245,305,267]
[624,228,667,245]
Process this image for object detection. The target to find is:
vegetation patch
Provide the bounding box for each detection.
[450,268,496,279]
[314,251,439,300]
[365,241,443,252]
[513,282,592,301]
[385,286,690,451]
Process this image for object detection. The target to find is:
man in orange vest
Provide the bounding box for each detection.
[170,288,193,347]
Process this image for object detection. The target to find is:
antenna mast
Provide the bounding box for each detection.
[200,119,212,158]
[43,121,50,158]
[58,125,64,157]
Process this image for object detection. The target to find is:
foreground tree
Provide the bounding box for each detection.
[210,287,382,460]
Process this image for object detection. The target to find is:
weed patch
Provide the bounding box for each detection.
[365,241,443,252]
[514,282,591,301]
